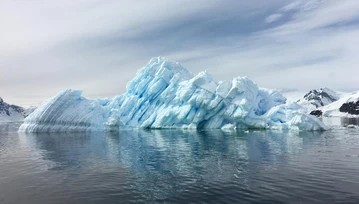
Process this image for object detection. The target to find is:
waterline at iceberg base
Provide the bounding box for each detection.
[19,57,327,133]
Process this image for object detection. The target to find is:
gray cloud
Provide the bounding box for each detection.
[1,0,358,107]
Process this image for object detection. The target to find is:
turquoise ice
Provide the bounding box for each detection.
[19,57,327,132]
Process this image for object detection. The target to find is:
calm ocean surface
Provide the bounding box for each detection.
[1,121,359,204]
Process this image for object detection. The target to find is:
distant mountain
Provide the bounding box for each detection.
[279,88,359,118]
[279,88,340,111]
[0,97,35,122]
[298,88,340,109]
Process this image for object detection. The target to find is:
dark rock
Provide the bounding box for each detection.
[339,100,359,115]
[310,110,323,117]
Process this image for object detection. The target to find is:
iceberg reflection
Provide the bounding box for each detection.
[18,129,324,202]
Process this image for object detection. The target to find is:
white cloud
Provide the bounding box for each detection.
[265,13,283,23]
[280,0,323,12]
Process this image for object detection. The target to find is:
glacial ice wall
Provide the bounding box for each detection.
[19,57,327,132]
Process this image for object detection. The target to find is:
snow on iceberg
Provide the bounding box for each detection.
[19,57,327,132]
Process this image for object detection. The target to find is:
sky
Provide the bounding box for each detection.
[1,0,359,107]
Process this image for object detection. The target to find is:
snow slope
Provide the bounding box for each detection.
[19,57,327,132]
[318,91,359,118]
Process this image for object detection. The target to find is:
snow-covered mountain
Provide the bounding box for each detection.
[0,97,35,122]
[299,88,340,108]
[339,97,359,115]
[317,91,359,117]
[281,88,339,111]
[279,88,359,118]
[19,57,326,132]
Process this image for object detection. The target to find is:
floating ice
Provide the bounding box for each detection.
[19,57,327,132]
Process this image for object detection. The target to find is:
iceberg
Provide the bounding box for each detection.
[19,57,327,132]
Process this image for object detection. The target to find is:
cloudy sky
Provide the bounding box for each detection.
[1,0,359,107]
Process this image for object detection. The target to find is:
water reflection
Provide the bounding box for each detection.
[3,124,359,203]
[341,117,359,126]
[322,117,359,127]
[15,129,328,203]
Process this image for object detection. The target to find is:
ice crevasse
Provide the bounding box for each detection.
[19,57,327,132]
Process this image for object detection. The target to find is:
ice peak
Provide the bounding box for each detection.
[189,71,217,93]
[143,57,193,80]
